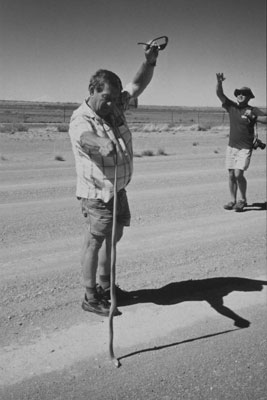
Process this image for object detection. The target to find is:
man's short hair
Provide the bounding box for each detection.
[88,69,123,94]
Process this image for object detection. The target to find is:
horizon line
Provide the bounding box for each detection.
[0,99,266,110]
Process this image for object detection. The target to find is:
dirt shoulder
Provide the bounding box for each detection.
[0,127,266,394]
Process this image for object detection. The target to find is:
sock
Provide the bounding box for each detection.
[85,286,97,300]
[99,275,110,290]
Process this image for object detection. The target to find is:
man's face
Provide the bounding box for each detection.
[89,82,121,118]
[236,92,251,105]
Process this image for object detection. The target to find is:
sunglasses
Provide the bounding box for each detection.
[237,91,250,96]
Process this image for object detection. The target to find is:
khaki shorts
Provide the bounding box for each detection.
[225,146,252,171]
[81,189,131,236]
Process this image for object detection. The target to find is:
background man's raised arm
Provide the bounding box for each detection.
[216,72,227,103]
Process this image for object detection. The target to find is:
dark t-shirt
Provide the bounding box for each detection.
[222,98,260,149]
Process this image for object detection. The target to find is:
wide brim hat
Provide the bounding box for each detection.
[234,86,255,99]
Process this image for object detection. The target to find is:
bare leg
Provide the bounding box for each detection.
[81,230,104,289]
[98,235,112,278]
[98,223,124,282]
[235,169,247,201]
[228,169,237,202]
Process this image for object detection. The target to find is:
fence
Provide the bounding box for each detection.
[125,107,227,127]
[0,101,227,128]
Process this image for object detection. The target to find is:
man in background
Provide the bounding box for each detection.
[216,73,266,212]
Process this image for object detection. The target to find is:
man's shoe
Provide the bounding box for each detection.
[82,294,110,316]
[234,200,247,212]
[223,201,236,210]
[82,293,122,317]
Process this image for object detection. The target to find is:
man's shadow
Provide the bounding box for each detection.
[243,202,266,212]
[120,277,267,328]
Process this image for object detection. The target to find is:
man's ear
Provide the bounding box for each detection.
[88,85,95,95]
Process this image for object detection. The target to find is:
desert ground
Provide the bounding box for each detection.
[0,119,266,399]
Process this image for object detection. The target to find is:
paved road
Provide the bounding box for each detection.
[1,292,267,399]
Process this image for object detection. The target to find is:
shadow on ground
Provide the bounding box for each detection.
[119,277,267,329]
[118,277,266,362]
[243,202,267,212]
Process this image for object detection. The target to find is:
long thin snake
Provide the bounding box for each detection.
[108,150,121,368]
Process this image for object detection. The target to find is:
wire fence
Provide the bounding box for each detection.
[126,107,227,127]
[0,102,228,128]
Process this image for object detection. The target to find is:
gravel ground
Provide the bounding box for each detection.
[0,127,266,399]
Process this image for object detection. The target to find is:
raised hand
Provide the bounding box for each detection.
[216,72,226,83]
[145,41,159,66]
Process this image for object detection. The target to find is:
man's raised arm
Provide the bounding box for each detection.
[216,72,227,103]
[126,42,159,98]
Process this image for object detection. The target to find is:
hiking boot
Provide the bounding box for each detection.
[234,200,247,212]
[223,201,236,210]
[81,292,122,317]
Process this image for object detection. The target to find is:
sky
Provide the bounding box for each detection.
[0,0,266,107]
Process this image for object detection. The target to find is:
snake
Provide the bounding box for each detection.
[108,149,121,368]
